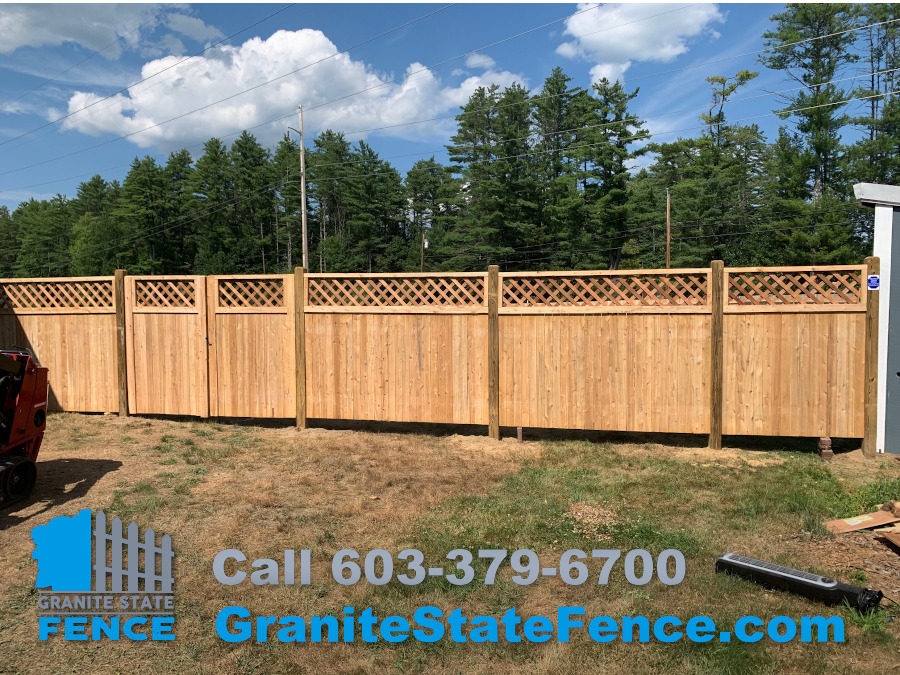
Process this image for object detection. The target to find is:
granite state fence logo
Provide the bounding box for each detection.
[31,508,175,641]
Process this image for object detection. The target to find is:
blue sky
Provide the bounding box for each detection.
[0,3,868,212]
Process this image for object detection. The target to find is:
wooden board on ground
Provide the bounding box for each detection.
[825,510,900,534]
[881,532,900,550]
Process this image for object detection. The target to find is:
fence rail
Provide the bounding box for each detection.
[0,261,877,447]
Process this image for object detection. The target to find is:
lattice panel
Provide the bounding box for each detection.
[307,276,485,307]
[134,279,196,308]
[0,280,113,310]
[727,270,863,305]
[218,278,284,308]
[503,273,708,307]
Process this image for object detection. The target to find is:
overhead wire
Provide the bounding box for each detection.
[3,60,893,197]
[1,7,170,111]
[2,0,885,185]
[0,11,886,268]
[0,3,299,149]
[174,9,900,154]
[0,89,875,262]
[7,70,891,197]
[423,219,860,267]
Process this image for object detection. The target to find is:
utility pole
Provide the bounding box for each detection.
[298,105,309,269]
[420,228,425,272]
[666,188,671,269]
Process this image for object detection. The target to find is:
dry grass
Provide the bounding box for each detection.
[0,414,898,674]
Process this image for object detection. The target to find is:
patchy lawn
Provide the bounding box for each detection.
[1,414,899,674]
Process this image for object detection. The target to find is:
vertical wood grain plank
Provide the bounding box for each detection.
[195,276,209,418]
[206,276,219,418]
[488,266,500,439]
[863,256,880,456]
[284,273,296,418]
[709,261,725,449]
[114,270,128,416]
[124,276,137,414]
[294,267,307,428]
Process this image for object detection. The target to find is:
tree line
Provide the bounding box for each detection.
[2,4,898,277]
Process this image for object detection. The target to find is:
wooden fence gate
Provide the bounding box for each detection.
[125,276,208,416]
[207,275,296,418]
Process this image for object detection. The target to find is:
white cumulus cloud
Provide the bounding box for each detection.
[557,3,725,82]
[60,28,526,151]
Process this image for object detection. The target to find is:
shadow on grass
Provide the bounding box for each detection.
[0,457,122,529]
[77,412,865,456]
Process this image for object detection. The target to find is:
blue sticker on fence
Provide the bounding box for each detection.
[868,275,880,291]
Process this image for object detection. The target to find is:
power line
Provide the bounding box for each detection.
[0,3,589,177]
[0,3,458,167]
[463,222,852,267]
[3,7,893,189]
[169,9,900,158]
[427,210,863,262]
[2,8,169,110]
[5,58,896,197]
[0,4,299,149]
[0,167,864,269]
[626,15,900,86]
[671,219,858,243]
[5,176,300,265]
[337,64,900,142]
[300,75,900,176]
[5,60,895,197]
[476,220,858,267]
[5,81,886,202]
[261,89,900,187]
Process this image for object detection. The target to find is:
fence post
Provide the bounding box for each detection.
[709,261,724,450]
[488,265,500,440]
[294,267,307,429]
[114,269,128,417]
[863,256,880,457]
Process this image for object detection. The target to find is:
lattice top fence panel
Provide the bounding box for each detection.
[134,279,196,308]
[0,279,113,310]
[502,272,709,307]
[727,268,864,305]
[218,278,285,308]
[307,276,485,308]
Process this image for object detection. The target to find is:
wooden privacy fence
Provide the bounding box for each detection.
[0,260,878,449]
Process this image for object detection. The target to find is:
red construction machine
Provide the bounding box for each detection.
[0,348,47,504]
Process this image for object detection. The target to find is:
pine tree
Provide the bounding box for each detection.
[307,130,353,272]
[272,134,302,271]
[115,156,169,274]
[164,149,196,273]
[441,85,508,270]
[72,175,115,218]
[532,68,585,268]
[231,131,276,273]
[760,3,859,199]
[69,175,124,275]
[191,138,235,274]
[405,158,452,271]
[588,78,648,269]
[69,212,122,275]
[0,206,18,277]
[14,196,72,277]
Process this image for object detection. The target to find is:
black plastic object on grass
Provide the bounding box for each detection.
[715,553,883,612]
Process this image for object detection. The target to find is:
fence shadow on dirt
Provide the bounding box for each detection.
[194,416,862,455]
